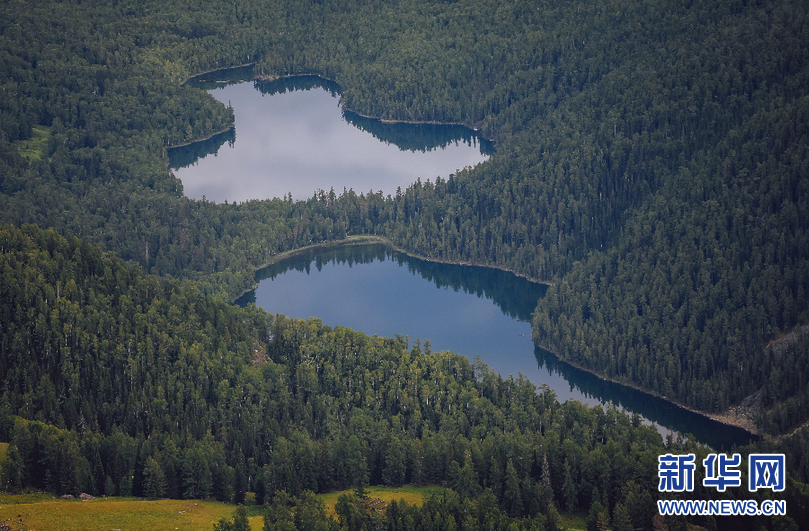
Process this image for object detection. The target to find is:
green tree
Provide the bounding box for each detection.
[0,443,24,491]
[503,459,523,517]
[234,466,247,505]
[232,506,250,531]
[562,460,577,512]
[144,457,166,499]
[411,439,426,486]
[545,502,561,531]
[104,475,116,497]
[295,490,332,531]
[346,436,369,499]
[612,503,632,531]
[264,491,296,531]
[214,505,249,531]
[586,495,609,531]
[382,436,405,487]
[335,494,369,531]
[450,453,479,499]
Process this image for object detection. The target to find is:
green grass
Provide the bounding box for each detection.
[557,510,587,531]
[317,485,446,516]
[0,487,446,531]
[16,126,50,161]
[0,485,586,530]
[0,495,263,531]
[0,442,8,478]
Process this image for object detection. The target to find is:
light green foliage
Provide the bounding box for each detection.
[213,506,251,531]
[16,126,50,161]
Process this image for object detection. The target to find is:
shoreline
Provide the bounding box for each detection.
[241,235,764,443]
[175,68,764,442]
[238,232,805,444]
[347,108,484,133]
[253,72,492,143]
[382,239,551,286]
[164,123,234,151]
[181,63,255,86]
[232,234,552,302]
[231,235,392,302]
[535,342,761,439]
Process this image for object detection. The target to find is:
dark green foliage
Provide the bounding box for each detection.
[0,224,667,510]
[214,505,250,531]
[545,503,561,531]
[587,492,608,531]
[263,491,297,531]
[144,456,167,498]
[0,0,809,527]
[1,0,808,428]
[612,503,632,531]
[3,224,803,531]
[335,494,371,531]
[233,466,247,505]
[756,332,809,435]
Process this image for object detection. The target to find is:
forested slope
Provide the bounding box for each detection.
[3,224,807,531]
[0,0,807,479]
[0,225,674,525]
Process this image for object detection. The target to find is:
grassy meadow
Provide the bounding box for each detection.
[0,484,588,530]
[0,494,262,531]
[0,485,447,531]
[316,485,447,517]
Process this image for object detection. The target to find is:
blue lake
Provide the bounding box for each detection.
[237,244,758,450]
[174,68,757,450]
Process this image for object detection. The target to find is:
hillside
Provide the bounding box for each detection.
[0,224,673,528]
[1,0,807,427]
[0,0,808,528]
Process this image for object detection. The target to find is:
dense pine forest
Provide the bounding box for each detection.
[0,224,804,531]
[1,0,808,529]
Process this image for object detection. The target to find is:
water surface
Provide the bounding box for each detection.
[170,71,491,203]
[237,244,757,450]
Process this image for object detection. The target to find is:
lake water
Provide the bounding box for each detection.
[237,244,757,450]
[178,68,756,450]
[169,70,492,203]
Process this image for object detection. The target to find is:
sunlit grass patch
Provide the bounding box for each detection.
[0,495,262,531]
[558,510,587,530]
[0,442,7,477]
[317,485,446,517]
[16,125,50,161]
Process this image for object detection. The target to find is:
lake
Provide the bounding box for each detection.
[177,68,756,450]
[236,243,757,450]
[169,69,492,203]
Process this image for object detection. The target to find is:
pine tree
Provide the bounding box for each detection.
[143,457,166,499]
[612,503,632,531]
[503,459,524,517]
[562,460,577,511]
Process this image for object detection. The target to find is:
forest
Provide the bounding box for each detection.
[0,0,808,529]
[0,224,803,531]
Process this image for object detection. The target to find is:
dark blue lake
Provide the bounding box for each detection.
[176,68,756,451]
[237,244,757,450]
